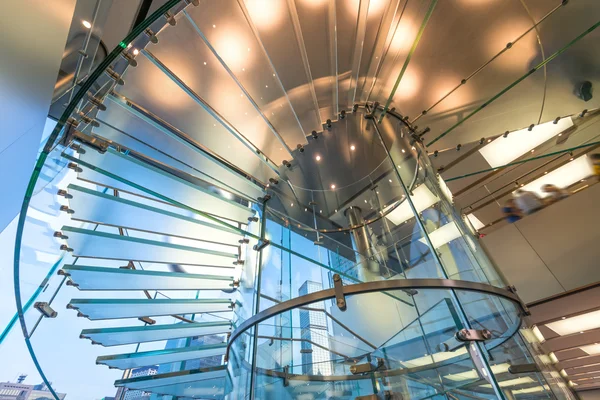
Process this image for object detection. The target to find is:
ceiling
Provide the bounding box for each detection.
[59,0,600,232]
[528,284,600,391]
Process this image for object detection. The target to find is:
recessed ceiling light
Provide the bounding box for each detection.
[330,184,336,189]
[350,145,355,151]
[402,149,405,153]
[212,24,216,28]
[531,149,535,153]
[290,203,293,207]
[480,117,573,168]
[133,49,139,56]
[82,20,92,29]
[203,61,207,65]
[487,139,492,143]
[315,155,321,161]
[364,200,367,203]
[544,171,548,175]
[546,309,600,336]
[389,179,392,183]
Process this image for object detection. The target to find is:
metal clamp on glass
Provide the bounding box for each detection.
[455,328,492,342]
[350,358,386,375]
[253,239,270,252]
[34,302,57,318]
[333,274,346,311]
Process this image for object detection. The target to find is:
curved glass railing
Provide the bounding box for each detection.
[4,0,589,399]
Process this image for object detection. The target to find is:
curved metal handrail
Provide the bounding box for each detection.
[227,278,527,357]
[11,2,184,399]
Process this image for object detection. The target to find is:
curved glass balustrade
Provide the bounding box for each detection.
[3,0,590,399]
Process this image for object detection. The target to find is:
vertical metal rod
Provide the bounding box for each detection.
[249,200,268,400]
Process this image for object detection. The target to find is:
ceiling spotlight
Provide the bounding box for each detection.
[456,144,462,151]
[326,119,332,129]
[269,177,279,185]
[487,138,492,143]
[297,144,304,153]
[389,179,392,183]
[402,149,405,153]
[311,130,318,139]
[411,146,416,150]
[290,203,293,207]
[330,184,336,189]
[340,110,346,119]
[283,160,292,168]
[133,49,140,56]
[353,104,358,113]
[531,149,535,153]
[315,155,321,161]
[433,150,438,158]
[544,171,548,175]
[82,20,92,29]
[520,184,524,187]
[350,145,355,151]
[528,124,535,131]
[479,138,485,145]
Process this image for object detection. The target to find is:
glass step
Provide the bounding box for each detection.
[114,45,279,183]
[71,146,255,223]
[61,226,239,267]
[68,298,233,320]
[115,365,227,399]
[61,265,235,291]
[97,342,227,370]
[96,95,266,201]
[80,321,232,346]
[66,184,242,245]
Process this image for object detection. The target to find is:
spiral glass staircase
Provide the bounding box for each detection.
[9,0,599,399]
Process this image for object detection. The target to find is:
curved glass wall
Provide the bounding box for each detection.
[3,0,587,399]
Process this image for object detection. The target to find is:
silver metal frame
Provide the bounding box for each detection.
[227,278,526,356]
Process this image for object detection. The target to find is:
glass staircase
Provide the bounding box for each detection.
[7,0,596,399]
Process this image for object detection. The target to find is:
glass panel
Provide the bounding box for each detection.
[62,265,234,291]
[97,343,226,370]
[72,146,255,223]
[243,0,323,135]
[67,298,232,320]
[117,42,279,182]
[292,0,335,122]
[95,94,266,201]
[66,183,242,245]
[80,321,232,347]
[183,2,309,150]
[61,226,238,267]
[115,365,227,391]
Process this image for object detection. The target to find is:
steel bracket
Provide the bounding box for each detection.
[34,302,57,318]
[456,328,492,342]
[253,239,271,251]
[283,365,289,387]
[333,274,346,311]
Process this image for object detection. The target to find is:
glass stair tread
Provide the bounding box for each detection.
[96,95,266,201]
[66,184,242,245]
[97,342,227,370]
[80,321,232,346]
[115,365,228,399]
[67,146,255,224]
[61,265,235,291]
[68,298,233,320]
[61,226,239,267]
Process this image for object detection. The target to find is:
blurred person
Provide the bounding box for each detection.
[542,183,569,204]
[514,189,543,215]
[502,199,522,223]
